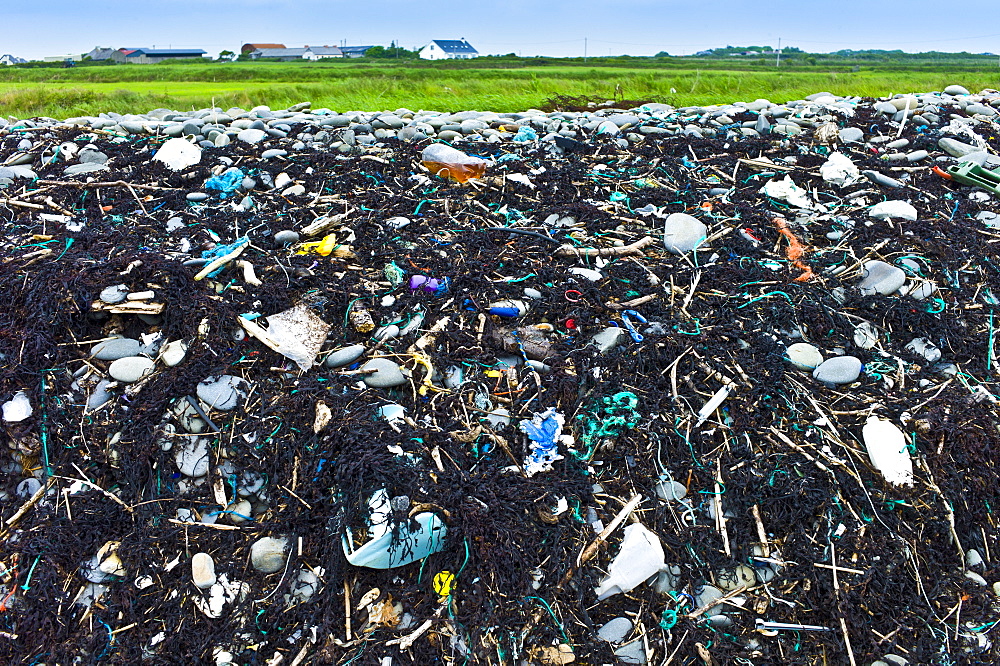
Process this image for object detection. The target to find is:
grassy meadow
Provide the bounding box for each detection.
[1,56,998,118]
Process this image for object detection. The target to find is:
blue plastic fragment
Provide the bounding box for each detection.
[200,236,249,278]
[489,306,521,318]
[204,168,245,198]
[512,126,538,142]
[520,407,567,475]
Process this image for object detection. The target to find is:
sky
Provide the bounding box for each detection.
[4,0,1000,60]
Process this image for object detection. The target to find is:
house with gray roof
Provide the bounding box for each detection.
[305,46,344,59]
[85,47,116,61]
[0,54,26,66]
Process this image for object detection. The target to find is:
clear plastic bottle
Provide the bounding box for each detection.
[421,144,490,183]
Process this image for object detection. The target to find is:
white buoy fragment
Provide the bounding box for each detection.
[862,416,914,486]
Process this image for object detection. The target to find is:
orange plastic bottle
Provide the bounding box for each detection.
[421,144,490,183]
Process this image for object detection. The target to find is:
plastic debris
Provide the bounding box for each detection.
[520,407,570,476]
[343,489,447,569]
[594,523,665,600]
[204,168,245,198]
[862,416,914,486]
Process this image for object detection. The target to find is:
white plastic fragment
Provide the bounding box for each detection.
[594,523,665,600]
[761,175,818,210]
[2,391,33,423]
[239,304,330,371]
[343,489,447,569]
[695,383,734,427]
[869,201,918,221]
[153,137,202,171]
[819,152,861,187]
[862,416,914,486]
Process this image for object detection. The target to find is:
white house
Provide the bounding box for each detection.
[419,40,478,60]
[1,54,27,66]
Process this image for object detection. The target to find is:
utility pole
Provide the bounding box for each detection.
[776,38,781,67]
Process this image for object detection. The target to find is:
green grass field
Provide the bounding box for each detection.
[1,57,998,118]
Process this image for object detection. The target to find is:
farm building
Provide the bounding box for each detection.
[249,48,310,61]
[340,46,375,58]
[111,48,207,64]
[241,43,285,55]
[305,46,344,59]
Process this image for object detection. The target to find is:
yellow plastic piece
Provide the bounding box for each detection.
[433,570,455,597]
[295,233,340,256]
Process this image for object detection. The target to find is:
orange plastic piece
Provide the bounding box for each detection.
[421,159,488,184]
[773,217,813,282]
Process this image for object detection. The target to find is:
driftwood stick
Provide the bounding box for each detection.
[555,235,656,258]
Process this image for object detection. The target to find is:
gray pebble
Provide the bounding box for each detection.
[108,356,155,383]
[838,127,864,143]
[250,537,288,573]
[196,375,248,411]
[273,230,300,246]
[325,344,366,368]
[92,337,140,361]
[361,358,407,388]
[812,356,863,384]
[662,213,707,255]
[175,437,210,477]
[858,260,906,296]
[99,285,129,304]
[938,137,979,157]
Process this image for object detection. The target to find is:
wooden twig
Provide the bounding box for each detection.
[4,478,55,528]
[555,235,656,258]
[37,180,180,191]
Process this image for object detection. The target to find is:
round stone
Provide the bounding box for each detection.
[160,340,188,367]
[186,192,209,202]
[812,356,863,385]
[175,437,210,477]
[325,344,366,368]
[92,338,141,361]
[838,127,864,144]
[99,284,129,304]
[598,617,633,644]
[196,375,247,411]
[273,230,299,246]
[662,213,707,255]
[858,260,907,296]
[786,343,823,371]
[191,552,216,589]
[237,128,267,145]
[694,584,724,608]
[108,356,155,383]
[360,358,407,388]
[250,537,288,573]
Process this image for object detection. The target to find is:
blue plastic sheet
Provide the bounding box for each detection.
[520,407,567,476]
[204,168,245,198]
[200,236,249,278]
[512,126,538,142]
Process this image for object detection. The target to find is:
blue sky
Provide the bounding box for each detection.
[6,0,1000,60]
